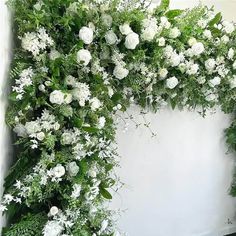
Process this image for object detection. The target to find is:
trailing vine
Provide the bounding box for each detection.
[2,0,236,235]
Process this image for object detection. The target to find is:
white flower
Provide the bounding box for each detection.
[49,206,59,216]
[141,27,156,41]
[108,87,114,97]
[105,30,118,45]
[67,162,79,177]
[222,20,235,34]
[229,75,236,89]
[72,82,91,106]
[71,184,82,198]
[186,63,199,75]
[191,42,205,56]
[101,220,109,232]
[79,26,93,44]
[158,68,168,79]
[43,221,64,236]
[101,14,113,28]
[37,132,45,141]
[52,165,65,178]
[158,37,165,47]
[221,35,229,43]
[98,116,106,129]
[188,37,197,46]
[233,60,236,69]
[160,16,171,29]
[197,76,206,84]
[228,48,235,59]
[169,27,181,39]
[125,32,139,50]
[65,75,76,87]
[49,50,60,60]
[205,58,216,71]
[203,30,212,39]
[77,49,92,66]
[64,93,72,104]
[197,19,207,29]
[205,93,218,102]
[25,121,41,135]
[88,169,97,178]
[169,53,181,67]
[13,124,27,137]
[119,23,132,35]
[166,76,179,89]
[209,76,221,87]
[113,65,129,80]
[61,131,74,145]
[90,97,102,111]
[49,90,65,105]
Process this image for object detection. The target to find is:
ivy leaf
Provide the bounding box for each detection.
[208,12,222,27]
[165,9,184,19]
[100,187,112,200]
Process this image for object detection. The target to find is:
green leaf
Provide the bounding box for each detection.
[100,187,112,200]
[158,0,170,12]
[208,12,222,27]
[165,9,184,19]
[82,126,99,133]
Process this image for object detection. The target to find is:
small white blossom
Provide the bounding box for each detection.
[90,97,102,111]
[158,37,165,47]
[67,162,79,177]
[209,76,221,87]
[49,90,65,105]
[49,50,60,60]
[49,206,59,216]
[43,221,64,236]
[205,58,216,71]
[158,68,168,79]
[98,116,106,129]
[71,184,82,198]
[72,82,91,106]
[191,42,205,56]
[101,14,113,28]
[169,27,181,39]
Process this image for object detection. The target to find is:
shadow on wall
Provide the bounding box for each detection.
[0,0,13,234]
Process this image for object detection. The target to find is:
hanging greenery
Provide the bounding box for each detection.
[2,0,236,235]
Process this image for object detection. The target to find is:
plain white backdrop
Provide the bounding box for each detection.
[1,1,236,236]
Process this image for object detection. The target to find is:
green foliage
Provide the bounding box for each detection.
[2,213,47,236]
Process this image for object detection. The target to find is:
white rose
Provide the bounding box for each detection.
[77,49,92,66]
[223,21,235,34]
[105,30,118,45]
[221,35,229,43]
[53,165,65,178]
[25,121,41,135]
[49,206,59,216]
[205,58,216,71]
[61,132,73,145]
[209,76,221,87]
[67,162,79,177]
[90,97,102,111]
[203,30,212,39]
[88,169,97,178]
[169,27,181,39]
[141,27,156,41]
[166,76,179,89]
[79,26,93,44]
[191,42,205,56]
[169,53,181,67]
[49,90,65,105]
[188,37,197,46]
[158,37,165,47]
[65,75,76,87]
[125,32,139,50]
[98,116,106,129]
[187,64,199,75]
[119,23,133,35]
[228,48,234,60]
[205,93,218,102]
[197,76,206,84]
[113,65,129,80]
[37,132,45,141]
[158,68,168,79]
[198,19,207,29]
[101,14,113,28]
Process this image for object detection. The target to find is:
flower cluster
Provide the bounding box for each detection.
[4,0,236,235]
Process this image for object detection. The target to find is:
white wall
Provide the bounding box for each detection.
[112,1,236,236]
[0,0,12,234]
